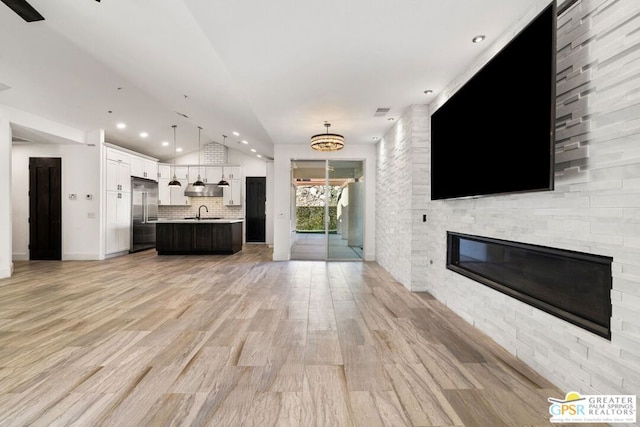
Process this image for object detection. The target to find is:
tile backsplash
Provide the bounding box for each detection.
[158,197,243,219]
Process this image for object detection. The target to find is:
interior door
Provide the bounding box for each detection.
[29,157,62,260]
[246,177,266,242]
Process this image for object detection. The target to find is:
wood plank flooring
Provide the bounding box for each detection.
[0,246,605,426]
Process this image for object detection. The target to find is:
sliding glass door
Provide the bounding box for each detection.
[290,160,364,261]
[328,160,364,260]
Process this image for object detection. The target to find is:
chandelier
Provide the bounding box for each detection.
[310,122,344,152]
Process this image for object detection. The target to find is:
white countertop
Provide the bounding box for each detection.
[152,219,244,224]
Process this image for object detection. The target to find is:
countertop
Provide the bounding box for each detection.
[152,218,244,224]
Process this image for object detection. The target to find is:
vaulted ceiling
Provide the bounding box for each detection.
[0,0,545,161]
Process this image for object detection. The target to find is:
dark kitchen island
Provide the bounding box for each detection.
[154,219,243,255]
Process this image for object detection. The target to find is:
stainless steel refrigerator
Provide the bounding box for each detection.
[131,177,159,253]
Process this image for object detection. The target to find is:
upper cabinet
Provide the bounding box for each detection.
[156,162,242,205]
[205,166,222,184]
[158,163,189,206]
[158,164,171,180]
[173,166,189,181]
[105,148,131,193]
[225,166,241,180]
[223,166,242,206]
[106,147,131,164]
[130,155,158,181]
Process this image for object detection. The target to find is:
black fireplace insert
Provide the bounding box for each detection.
[447,232,612,339]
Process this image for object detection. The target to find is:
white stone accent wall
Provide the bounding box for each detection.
[376,0,640,399]
[375,107,416,287]
[376,104,431,291]
[203,142,228,165]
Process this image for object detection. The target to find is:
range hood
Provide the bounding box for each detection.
[184,183,223,197]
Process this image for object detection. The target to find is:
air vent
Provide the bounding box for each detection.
[374,107,390,116]
[0,83,11,92]
[176,112,189,119]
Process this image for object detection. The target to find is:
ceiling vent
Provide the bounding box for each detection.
[176,111,189,119]
[374,107,390,116]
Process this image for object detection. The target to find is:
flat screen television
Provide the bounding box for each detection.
[430,2,556,200]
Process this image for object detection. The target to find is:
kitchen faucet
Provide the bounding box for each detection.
[197,204,208,220]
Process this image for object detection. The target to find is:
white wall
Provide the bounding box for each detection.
[12,142,102,260]
[0,105,96,277]
[0,116,12,278]
[273,143,376,261]
[266,161,274,245]
[375,0,640,399]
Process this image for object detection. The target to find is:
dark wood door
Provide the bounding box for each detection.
[246,177,266,242]
[29,157,62,260]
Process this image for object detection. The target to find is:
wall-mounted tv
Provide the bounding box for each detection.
[431,2,556,200]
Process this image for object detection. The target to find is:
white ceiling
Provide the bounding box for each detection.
[0,0,546,162]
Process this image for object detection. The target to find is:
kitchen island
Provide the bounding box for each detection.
[154,219,243,255]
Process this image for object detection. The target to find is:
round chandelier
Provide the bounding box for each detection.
[310,122,344,152]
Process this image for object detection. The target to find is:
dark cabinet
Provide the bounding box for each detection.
[156,222,242,255]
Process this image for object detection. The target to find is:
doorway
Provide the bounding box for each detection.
[290,160,364,260]
[29,157,62,260]
[246,177,266,242]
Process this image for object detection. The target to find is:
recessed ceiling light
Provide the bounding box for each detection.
[176,147,183,152]
[257,154,262,158]
[472,35,486,43]
[162,141,169,146]
[250,148,256,152]
[140,132,148,138]
[233,131,240,136]
[116,123,126,129]
[424,89,433,95]
[241,140,249,144]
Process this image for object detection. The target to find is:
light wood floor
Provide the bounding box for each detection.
[0,246,604,426]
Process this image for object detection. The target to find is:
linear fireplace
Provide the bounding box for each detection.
[447,232,612,339]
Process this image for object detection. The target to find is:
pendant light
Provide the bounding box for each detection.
[217,135,230,188]
[192,126,205,187]
[310,121,344,151]
[168,125,181,187]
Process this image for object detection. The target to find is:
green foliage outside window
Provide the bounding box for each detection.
[296,206,337,232]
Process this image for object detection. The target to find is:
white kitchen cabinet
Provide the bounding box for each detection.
[105,146,131,255]
[158,178,171,206]
[222,166,241,206]
[106,159,131,193]
[225,166,241,180]
[158,164,171,179]
[223,178,242,206]
[129,156,144,178]
[172,166,189,180]
[158,168,190,205]
[106,147,130,164]
[188,166,207,184]
[105,190,130,254]
[169,179,190,205]
[205,166,222,184]
[158,179,190,205]
[130,156,158,181]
